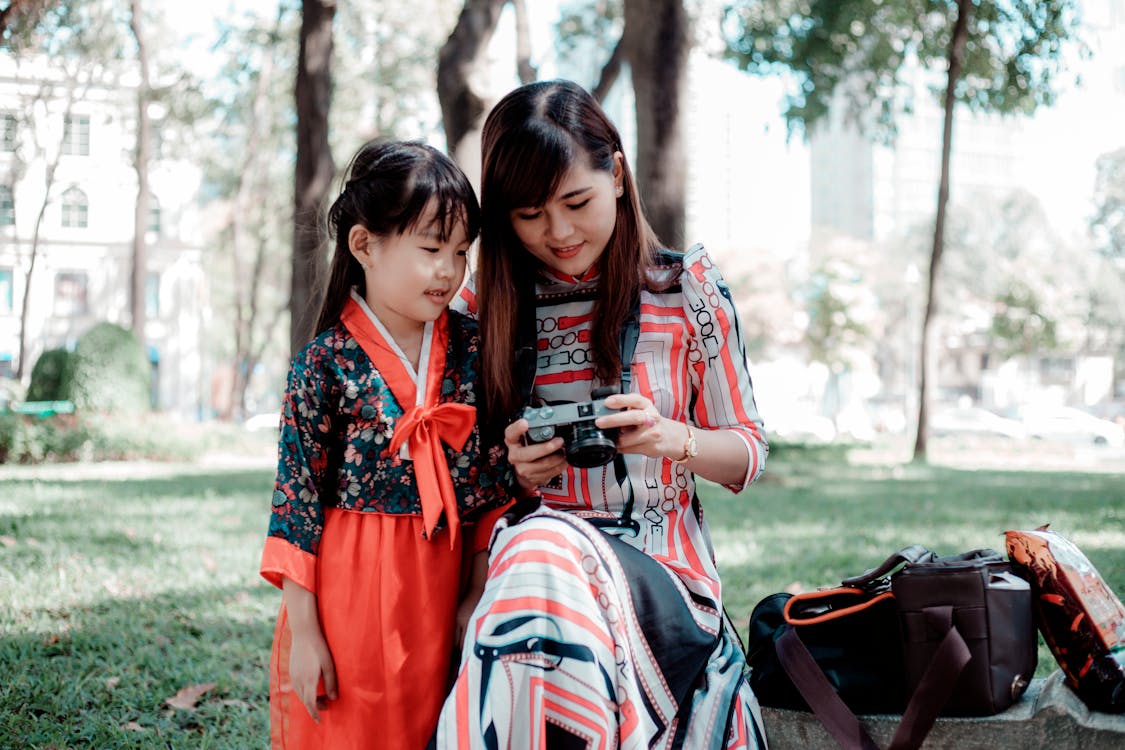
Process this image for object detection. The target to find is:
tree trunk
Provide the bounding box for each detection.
[512,0,536,84]
[592,38,624,103]
[290,0,336,357]
[622,0,690,250]
[913,0,971,461]
[128,0,151,337]
[0,0,49,37]
[437,0,507,170]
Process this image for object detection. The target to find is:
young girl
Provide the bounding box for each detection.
[260,140,510,749]
[433,81,769,749]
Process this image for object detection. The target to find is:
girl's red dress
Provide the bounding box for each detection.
[260,294,510,749]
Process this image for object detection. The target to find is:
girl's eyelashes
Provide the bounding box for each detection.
[515,210,541,221]
[566,199,590,210]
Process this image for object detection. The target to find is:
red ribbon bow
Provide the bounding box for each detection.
[389,402,476,548]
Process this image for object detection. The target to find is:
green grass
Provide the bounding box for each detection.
[1,451,1124,747]
[0,469,277,749]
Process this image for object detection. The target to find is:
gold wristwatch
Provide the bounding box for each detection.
[672,424,698,463]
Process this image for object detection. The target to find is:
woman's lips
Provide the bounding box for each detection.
[551,242,583,259]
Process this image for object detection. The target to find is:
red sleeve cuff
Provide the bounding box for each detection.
[260,536,318,592]
[472,502,514,553]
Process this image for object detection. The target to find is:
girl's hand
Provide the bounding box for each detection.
[289,629,337,723]
[597,393,689,461]
[504,418,567,492]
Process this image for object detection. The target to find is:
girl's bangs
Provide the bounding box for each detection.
[396,162,474,242]
[492,121,574,209]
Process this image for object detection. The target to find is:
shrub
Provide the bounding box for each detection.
[60,322,151,415]
[26,348,71,402]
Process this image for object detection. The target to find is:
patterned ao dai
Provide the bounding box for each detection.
[433,244,770,749]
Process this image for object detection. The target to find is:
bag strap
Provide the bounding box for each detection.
[776,608,973,750]
[886,607,971,750]
[841,545,936,589]
[776,627,880,750]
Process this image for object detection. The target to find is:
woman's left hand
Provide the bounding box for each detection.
[596,393,689,461]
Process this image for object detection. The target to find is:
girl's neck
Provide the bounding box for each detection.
[361,293,427,371]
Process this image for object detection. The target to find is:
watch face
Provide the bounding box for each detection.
[687,437,699,457]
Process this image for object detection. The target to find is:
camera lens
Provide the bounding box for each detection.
[566,422,616,468]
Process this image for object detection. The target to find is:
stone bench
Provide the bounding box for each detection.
[760,671,1125,749]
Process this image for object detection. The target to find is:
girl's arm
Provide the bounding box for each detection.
[455,550,490,650]
[283,577,338,722]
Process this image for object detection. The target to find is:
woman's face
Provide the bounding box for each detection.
[508,151,623,278]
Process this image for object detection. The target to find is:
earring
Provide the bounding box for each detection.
[615,186,624,197]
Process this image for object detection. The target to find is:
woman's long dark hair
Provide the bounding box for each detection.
[477,80,662,426]
[311,140,480,339]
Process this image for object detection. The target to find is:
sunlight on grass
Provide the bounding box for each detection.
[3,455,1124,745]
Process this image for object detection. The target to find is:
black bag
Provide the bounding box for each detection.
[746,546,1037,750]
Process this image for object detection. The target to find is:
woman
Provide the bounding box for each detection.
[434,80,769,749]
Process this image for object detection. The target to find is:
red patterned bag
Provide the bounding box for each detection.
[1005,526,1125,713]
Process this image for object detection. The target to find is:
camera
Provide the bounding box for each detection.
[522,388,622,468]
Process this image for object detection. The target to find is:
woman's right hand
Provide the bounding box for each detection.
[289,629,337,723]
[504,418,567,494]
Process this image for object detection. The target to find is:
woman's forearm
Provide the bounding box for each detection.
[674,424,750,487]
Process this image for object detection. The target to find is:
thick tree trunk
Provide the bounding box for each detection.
[290,0,336,357]
[437,0,506,169]
[129,0,151,337]
[622,0,690,250]
[913,0,971,461]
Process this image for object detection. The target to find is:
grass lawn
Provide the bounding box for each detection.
[1,447,1123,748]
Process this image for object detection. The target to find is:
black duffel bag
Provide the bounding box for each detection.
[746,545,1037,750]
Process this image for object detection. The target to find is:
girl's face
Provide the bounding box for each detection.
[509,151,623,278]
[351,201,469,339]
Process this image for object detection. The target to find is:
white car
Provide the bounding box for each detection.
[930,406,1028,440]
[1016,405,1125,449]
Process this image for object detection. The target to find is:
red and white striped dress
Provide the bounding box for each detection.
[434,244,769,749]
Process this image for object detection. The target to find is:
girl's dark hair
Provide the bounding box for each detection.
[312,140,480,338]
[477,80,661,425]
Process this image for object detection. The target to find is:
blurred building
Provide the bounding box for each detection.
[0,54,208,417]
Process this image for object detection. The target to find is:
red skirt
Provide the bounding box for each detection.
[266,509,465,749]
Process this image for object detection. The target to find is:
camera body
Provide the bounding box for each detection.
[522,390,621,468]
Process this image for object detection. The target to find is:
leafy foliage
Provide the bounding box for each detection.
[26,348,70,402]
[60,322,151,415]
[722,0,1086,140]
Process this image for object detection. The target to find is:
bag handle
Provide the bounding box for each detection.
[776,609,972,750]
[776,627,881,750]
[841,545,936,589]
[784,588,896,626]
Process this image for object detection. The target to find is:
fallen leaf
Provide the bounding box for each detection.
[202,554,217,573]
[106,676,121,690]
[0,536,16,547]
[164,682,217,710]
[220,698,251,710]
[123,722,145,732]
[42,633,60,646]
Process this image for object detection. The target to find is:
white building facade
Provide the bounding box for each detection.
[0,54,209,418]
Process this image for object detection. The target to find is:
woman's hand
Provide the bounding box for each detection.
[504,418,568,493]
[288,629,338,723]
[597,393,689,461]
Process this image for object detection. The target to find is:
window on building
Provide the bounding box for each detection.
[62,114,90,156]
[0,267,13,314]
[1,114,16,152]
[61,187,88,228]
[54,271,88,316]
[147,194,161,234]
[145,271,160,317]
[0,185,13,226]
